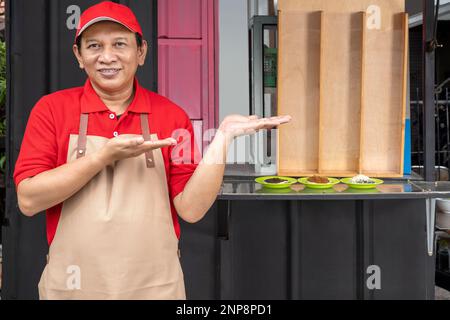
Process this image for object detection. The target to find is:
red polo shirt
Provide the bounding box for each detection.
[13,79,200,245]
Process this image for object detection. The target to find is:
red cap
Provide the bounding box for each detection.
[75,1,143,41]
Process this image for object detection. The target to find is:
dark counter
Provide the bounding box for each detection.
[219,177,450,200]
[179,178,443,300]
[219,180,429,200]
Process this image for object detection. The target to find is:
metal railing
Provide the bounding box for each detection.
[411,79,450,180]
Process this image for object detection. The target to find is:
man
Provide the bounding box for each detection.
[13,1,291,300]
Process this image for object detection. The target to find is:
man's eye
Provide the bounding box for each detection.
[87,43,99,49]
[115,42,126,48]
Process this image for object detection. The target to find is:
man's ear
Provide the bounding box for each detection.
[72,44,85,69]
[137,40,148,67]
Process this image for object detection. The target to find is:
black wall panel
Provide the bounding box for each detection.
[298,201,358,300]
[371,199,434,299]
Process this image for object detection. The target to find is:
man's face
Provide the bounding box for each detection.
[73,21,147,93]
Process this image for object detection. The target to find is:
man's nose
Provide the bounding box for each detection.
[98,46,117,64]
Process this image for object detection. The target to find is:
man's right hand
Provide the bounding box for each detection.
[97,135,177,165]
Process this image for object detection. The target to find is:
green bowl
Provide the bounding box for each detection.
[255,176,298,189]
[298,177,340,189]
[340,177,384,189]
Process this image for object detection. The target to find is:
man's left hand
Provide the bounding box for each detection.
[218,114,292,141]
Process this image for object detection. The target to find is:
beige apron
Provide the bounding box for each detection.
[38,113,186,300]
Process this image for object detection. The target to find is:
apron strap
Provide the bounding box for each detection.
[76,113,89,159]
[76,113,155,168]
[140,114,155,168]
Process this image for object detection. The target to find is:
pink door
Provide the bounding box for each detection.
[158,0,218,154]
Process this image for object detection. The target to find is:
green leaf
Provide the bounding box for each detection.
[0,41,5,108]
[0,117,5,136]
[0,155,5,173]
[0,78,5,107]
[0,41,5,81]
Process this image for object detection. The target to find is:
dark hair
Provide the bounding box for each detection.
[76,32,143,52]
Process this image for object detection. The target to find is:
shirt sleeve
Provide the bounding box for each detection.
[13,96,58,187]
[168,111,201,201]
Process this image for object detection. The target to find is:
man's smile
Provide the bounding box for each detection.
[98,68,122,77]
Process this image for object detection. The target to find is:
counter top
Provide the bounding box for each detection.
[218,179,450,200]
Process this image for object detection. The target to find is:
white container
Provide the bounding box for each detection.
[437,211,450,230]
[436,198,450,214]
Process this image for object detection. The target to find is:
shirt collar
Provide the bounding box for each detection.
[80,78,152,114]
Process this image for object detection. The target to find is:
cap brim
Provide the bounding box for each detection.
[77,17,136,39]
